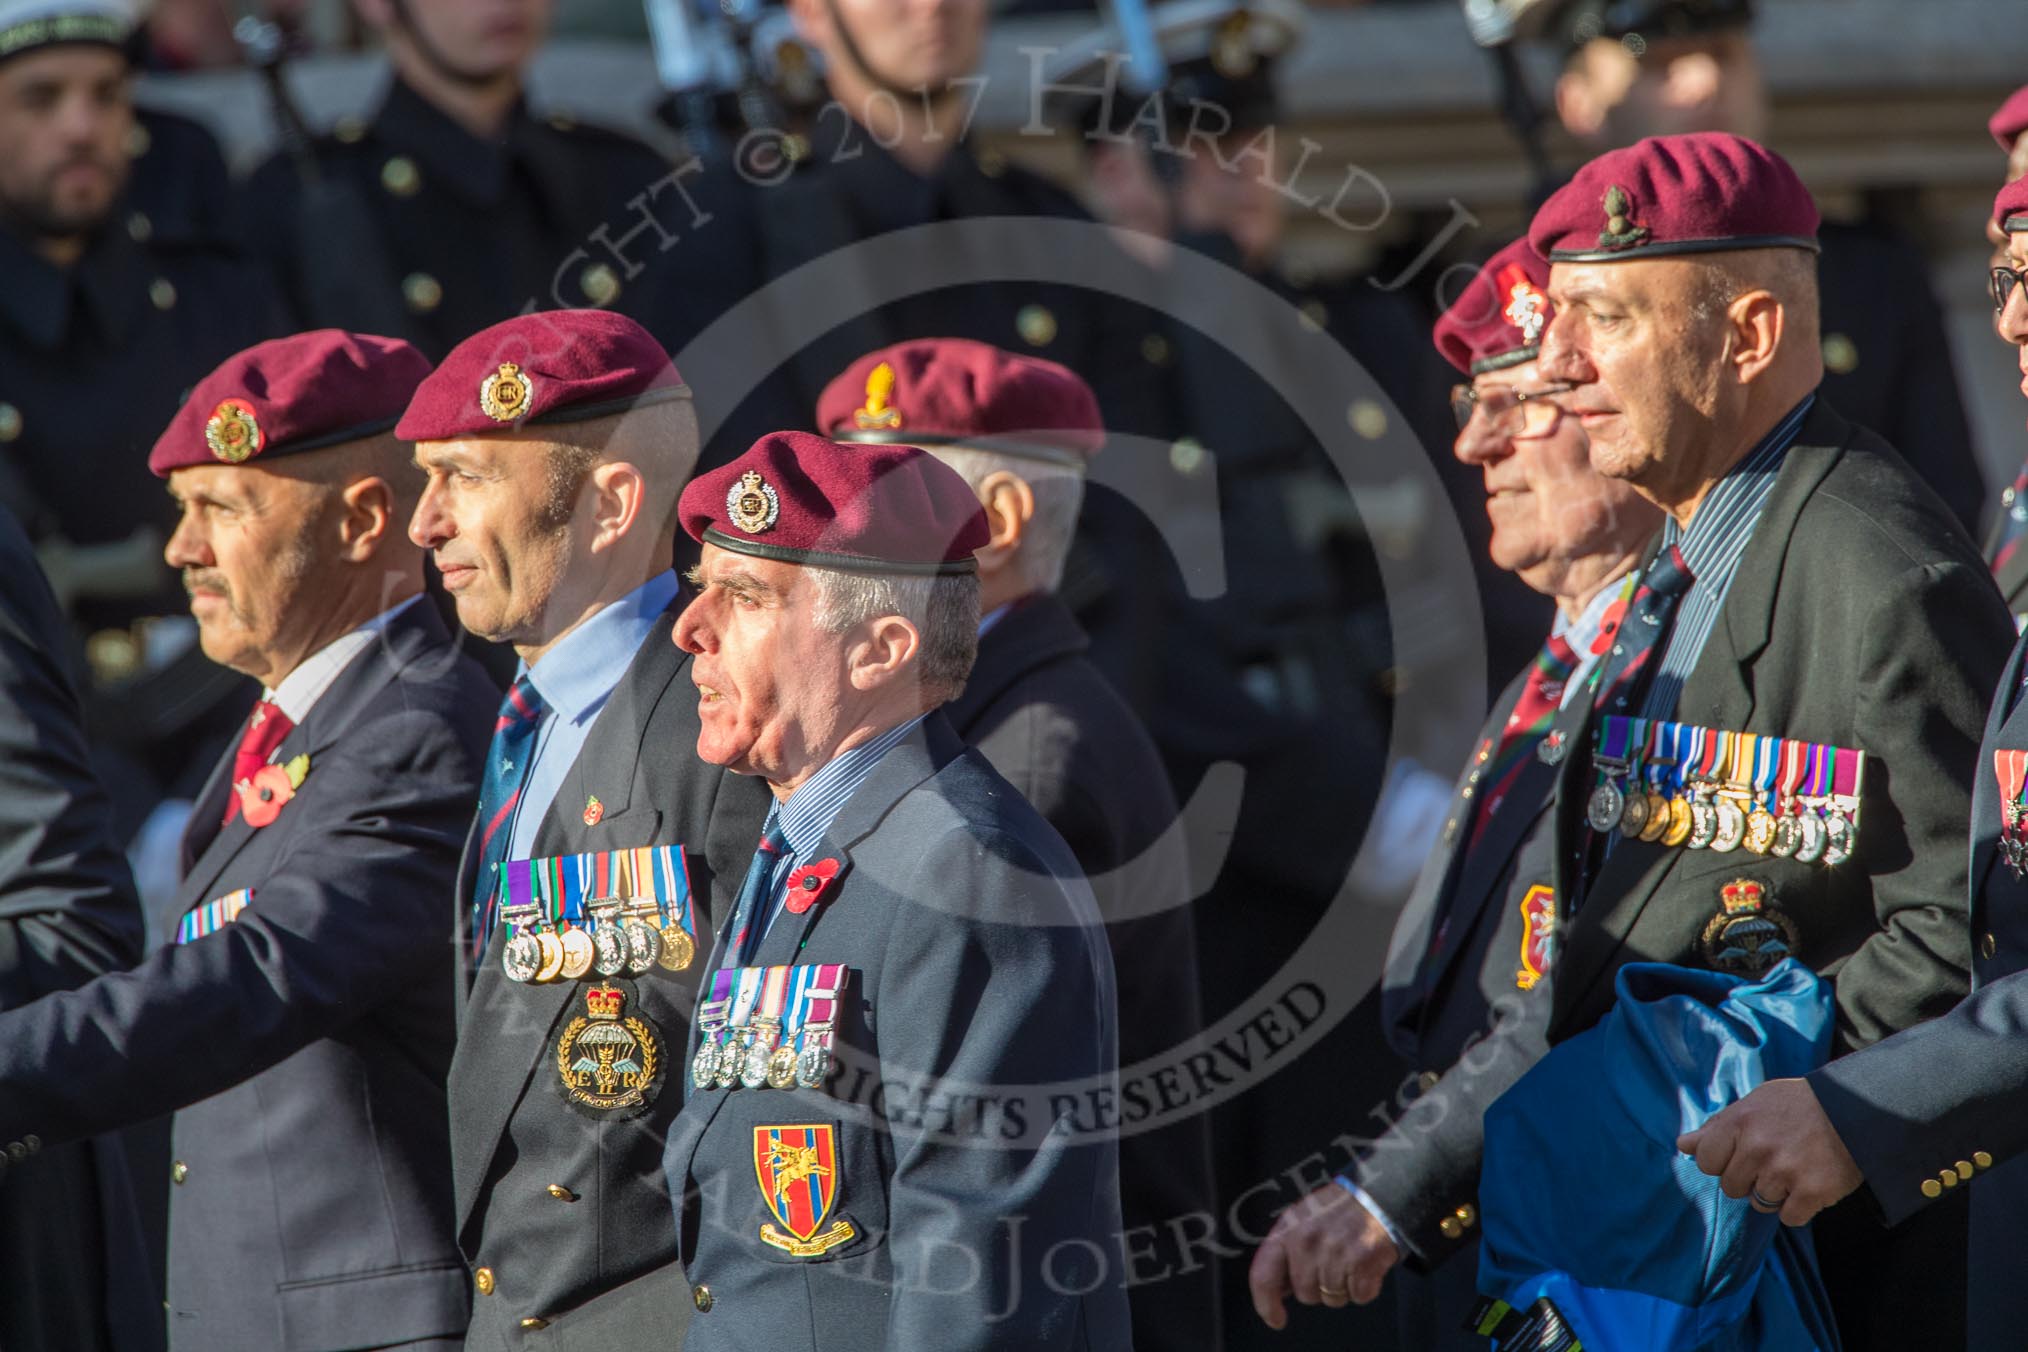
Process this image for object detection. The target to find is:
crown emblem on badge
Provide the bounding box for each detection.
[479,362,534,422]
[1598,184,1651,251]
[726,470,780,534]
[585,984,625,1020]
[204,398,263,463]
[854,361,903,430]
[1720,878,1766,913]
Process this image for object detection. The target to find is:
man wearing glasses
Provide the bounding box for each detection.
[1247,239,1660,1348]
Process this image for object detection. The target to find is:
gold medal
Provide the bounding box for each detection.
[1639,791,1670,842]
[1662,796,1694,848]
[1743,807,1778,854]
[533,929,565,982]
[558,925,595,980]
[767,1043,798,1090]
[658,926,695,971]
[1617,788,1650,838]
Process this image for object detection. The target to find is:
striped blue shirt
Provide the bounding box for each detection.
[752,714,927,943]
[1637,396,1815,720]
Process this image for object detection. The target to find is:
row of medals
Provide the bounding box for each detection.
[501,896,696,983]
[692,1017,828,1094]
[1587,771,1855,865]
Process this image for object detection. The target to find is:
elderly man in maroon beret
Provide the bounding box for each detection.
[399,308,771,1348]
[0,329,495,1351]
[664,430,1131,1350]
[1523,132,2013,1348]
[1247,241,1662,1347]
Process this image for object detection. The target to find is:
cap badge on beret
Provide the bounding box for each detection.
[1499,266,1548,344]
[1212,12,1256,78]
[1598,185,1651,252]
[478,362,534,423]
[727,470,781,535]
[855,361,903,430]
[205,398,264,464]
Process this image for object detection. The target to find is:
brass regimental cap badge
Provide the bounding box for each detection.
[727,470,780,534]
[1598,185,1651,252]
[854,361,903,430]
[204,398,263,463]
[479,362,534,423]
[1212,11,1256,78]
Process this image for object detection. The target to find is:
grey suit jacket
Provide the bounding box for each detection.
[448,603,771,1350]
[942,594,1216,1348]
[666,712,1131,1352]
[1813,630,2028,1349]
[1546,402,2014,1050]
[0,599,493,1352]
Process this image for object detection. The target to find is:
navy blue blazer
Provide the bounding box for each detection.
[1812,629,2028,1350]
[0,598,492,1352]
[666,712,1132,1351]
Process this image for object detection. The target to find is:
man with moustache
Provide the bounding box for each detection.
[664,431,1129,1350]
[1979,86,2028,621]
[1246,240,1662,1347]
[0,330,492,1350]
[1680,176,2028,1352]
[1529,132,2013,1348]
[817,337,1215,1349]
[400,309,771,1347]
[0,0,284,826]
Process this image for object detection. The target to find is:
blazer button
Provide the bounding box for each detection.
[693,1284,714,1313]
[171,1161,188,1185]
[545,1184,577,1201]
[1957,1160,1975,1179]
[1941,1168,1960,1188]
[5,1142,25,1163]
[474,1267,495,1296]
[22,1136,37,1154]
[1976,1151,1995,1170]
[1981,933,1998,960]
[1416,1070,1441,1093]
[519,1317,548,1330]
[1454,1204,1477,1229]
[1439,1217,1463,1240]
[1922,1179,1943,1199]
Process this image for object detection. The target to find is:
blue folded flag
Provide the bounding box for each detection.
[1475,959,1843,1352]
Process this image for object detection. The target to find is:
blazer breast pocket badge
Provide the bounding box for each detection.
[754,1123,855,1257]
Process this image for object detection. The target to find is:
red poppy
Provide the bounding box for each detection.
[784,858,841,914]
[238,764,296,828]
[1591,595,1630,656]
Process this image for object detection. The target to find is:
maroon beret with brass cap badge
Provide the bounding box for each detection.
[816,338,1105,469]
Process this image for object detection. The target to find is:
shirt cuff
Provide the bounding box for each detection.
[1334,1175,1407,1253]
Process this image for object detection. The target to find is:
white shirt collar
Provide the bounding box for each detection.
[264,595,423,723]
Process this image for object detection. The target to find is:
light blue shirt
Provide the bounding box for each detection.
[751,714,926,945]
[505,570,680,858]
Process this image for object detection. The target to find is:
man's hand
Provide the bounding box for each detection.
[1677,1077,1864,1227]
[1248,1182,1401,1331]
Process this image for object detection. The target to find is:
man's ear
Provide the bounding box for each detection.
[1725,290,1785,385]
[971,471,1034,578]
[337,476,396,562]
[585,461,647,553]
[845,614,922,694]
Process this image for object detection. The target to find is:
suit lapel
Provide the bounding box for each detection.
[171,604,453,927]
[1995,544,2028,620]
[1551,414,1850,1030]
[450,606,690,1235]
[1971,634,2028,905]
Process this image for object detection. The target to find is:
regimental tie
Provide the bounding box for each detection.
[1470,632,1580,844]
[222,700,295,826]
[470,675,547,962]
[1988,461,2028,578]
[1587,545,1694,718]
[722,820,791,970]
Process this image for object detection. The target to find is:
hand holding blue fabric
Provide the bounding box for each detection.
[1677,1079,1864,1228]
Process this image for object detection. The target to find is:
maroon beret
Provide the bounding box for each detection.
[1991,86,2028,152]
[149,329,431,477]
[681,432,989,576]
[1996,178,2028,234]
[1528,132,1819,264]
[1432,240,1554,376]
[816,338,1103,469]
[394,309,688,442]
